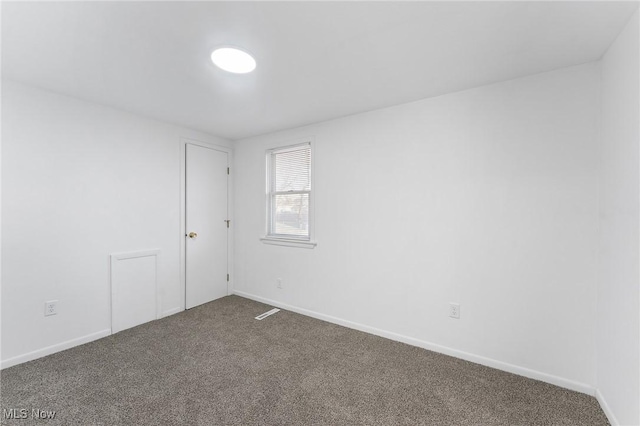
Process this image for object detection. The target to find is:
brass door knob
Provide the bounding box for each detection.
[188,232,198,239]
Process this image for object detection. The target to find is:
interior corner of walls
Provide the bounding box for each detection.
[596,389,620,426]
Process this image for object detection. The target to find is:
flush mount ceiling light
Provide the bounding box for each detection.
[210,47,256,74]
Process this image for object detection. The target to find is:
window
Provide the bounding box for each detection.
[263,141,315,247]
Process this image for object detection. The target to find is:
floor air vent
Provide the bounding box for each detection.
[255,308,281,320]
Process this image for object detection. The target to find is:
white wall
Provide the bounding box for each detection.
[1,80,230,367]
[234,63,601,392]
[597,10,640,426]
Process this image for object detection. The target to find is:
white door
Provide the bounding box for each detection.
[185,143,228,309]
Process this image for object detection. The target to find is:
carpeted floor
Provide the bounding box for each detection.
[1,295,608,425]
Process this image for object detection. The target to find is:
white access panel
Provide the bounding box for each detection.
[110,250,160,334]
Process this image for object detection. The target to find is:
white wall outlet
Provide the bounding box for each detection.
[277,278,283,289]
[44,300,58,316]
[449,303,460,319]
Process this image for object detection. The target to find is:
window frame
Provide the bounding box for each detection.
[261,138,316,248]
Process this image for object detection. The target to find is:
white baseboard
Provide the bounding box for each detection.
[161,307,182,318]
[2,307,183,370]
[1,329,112,370]
[233,290,595,396]
[595,389,619,426]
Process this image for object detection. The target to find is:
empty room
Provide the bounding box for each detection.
[1,1,639,425]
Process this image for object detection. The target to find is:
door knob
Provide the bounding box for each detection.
[188,232,198,239]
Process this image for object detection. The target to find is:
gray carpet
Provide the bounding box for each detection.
[1,295,608,425]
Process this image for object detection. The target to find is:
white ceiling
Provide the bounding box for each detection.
[2,1,638,140]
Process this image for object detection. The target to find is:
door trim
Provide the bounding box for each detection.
[179,137,233,312]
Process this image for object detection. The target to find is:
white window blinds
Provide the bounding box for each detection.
[267,143,311,240]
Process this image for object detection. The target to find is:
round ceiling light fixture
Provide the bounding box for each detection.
[210,47,256,74]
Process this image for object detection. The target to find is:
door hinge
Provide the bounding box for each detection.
[227,273,230,282]
[227,167,230,175]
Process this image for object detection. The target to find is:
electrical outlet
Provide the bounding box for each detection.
[449,303,460,319]
[44,300,58,316]
[277,278,283,289]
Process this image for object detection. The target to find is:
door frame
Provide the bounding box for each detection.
[179,137,233,312]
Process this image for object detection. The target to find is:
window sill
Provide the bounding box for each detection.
[260,237,317,249]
